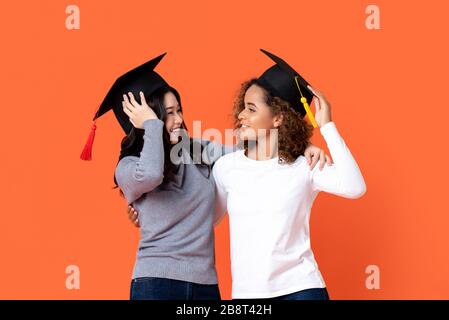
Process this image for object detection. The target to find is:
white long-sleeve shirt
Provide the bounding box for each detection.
[212,121,366,299]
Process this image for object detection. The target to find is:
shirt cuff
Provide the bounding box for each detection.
[319,121,337,137]
[142,118,164,131]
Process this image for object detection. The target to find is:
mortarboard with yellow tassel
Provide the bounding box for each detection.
[258,48,318,128]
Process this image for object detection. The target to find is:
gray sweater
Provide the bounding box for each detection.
[114,119,234,284]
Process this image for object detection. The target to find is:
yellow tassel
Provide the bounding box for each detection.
[295,77,318,128]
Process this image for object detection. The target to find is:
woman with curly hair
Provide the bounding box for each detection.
[212,50,367,300]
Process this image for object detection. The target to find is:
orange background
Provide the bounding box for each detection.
[1,0,448,299]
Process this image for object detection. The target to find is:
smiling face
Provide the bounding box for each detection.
[237,84,283,141]
[233,78,314,163]
[163,91,184,144]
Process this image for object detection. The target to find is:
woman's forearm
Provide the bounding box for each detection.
[115,119,165,203]
[311,121,367,198]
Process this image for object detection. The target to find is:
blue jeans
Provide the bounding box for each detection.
[130,277,221,300]
[269,287,330,300]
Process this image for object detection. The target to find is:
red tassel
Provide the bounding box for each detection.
[80,122,97,161]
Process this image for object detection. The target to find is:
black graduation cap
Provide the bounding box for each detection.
[80,53,169,160]
[257,49,317,128]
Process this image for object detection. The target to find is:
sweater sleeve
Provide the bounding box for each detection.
[114,119,165,204]
[310,121,367,199]
[212,157,228,226]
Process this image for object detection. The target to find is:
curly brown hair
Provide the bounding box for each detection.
[233,78,313,164]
